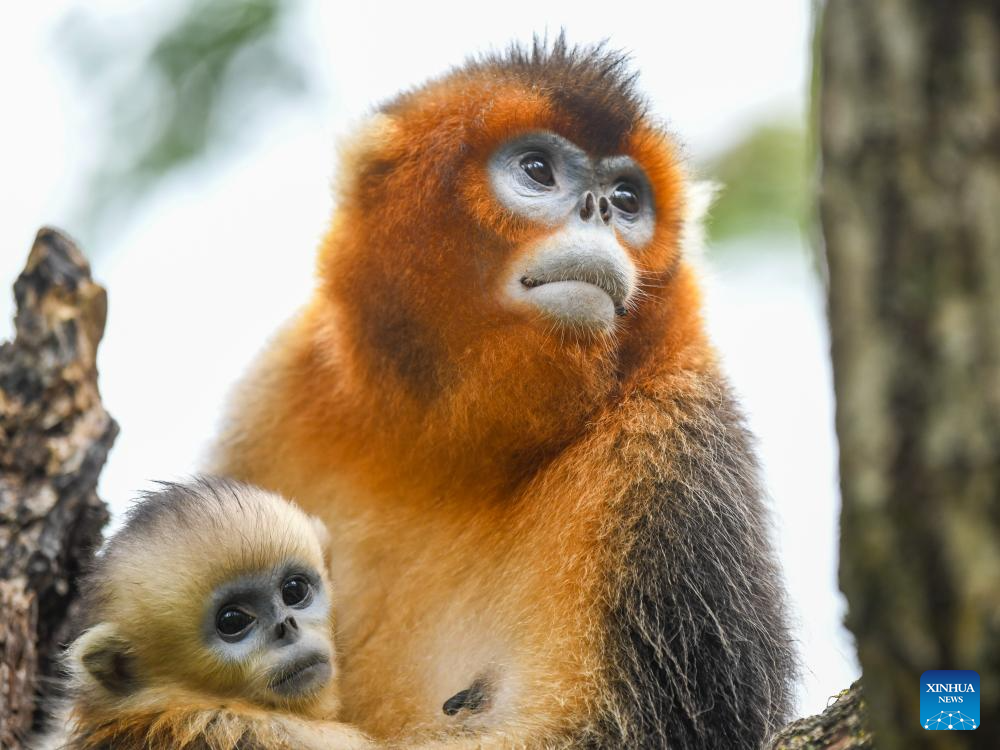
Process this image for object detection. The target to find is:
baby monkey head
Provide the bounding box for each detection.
[72,477,339,715]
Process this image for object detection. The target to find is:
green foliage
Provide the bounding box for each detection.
[59,0,311,248]
[702,121,809,244]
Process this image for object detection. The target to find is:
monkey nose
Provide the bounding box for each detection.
[578,192,613,226]
[598,196,611,225]
[275,617,300,641]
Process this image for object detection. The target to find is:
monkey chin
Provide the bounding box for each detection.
[518,280,620,332]
[265,652,333,703]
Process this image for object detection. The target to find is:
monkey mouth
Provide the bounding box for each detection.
[520,275,628,317]
[268,653,331,696]
[504,232,637,331]
[511,256,634,329]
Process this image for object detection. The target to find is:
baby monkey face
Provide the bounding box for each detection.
[202,559,334,704]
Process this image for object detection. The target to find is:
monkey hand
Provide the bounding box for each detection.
[273,714,378,750]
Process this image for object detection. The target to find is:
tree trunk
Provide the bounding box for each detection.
[0,228,118,749]
[820,1,1000,748]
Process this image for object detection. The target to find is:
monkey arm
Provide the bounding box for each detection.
[55,694,377,750]
[270,713,378,750]
[587,375,797,748]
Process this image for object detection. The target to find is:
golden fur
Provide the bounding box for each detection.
[42,479,372,750]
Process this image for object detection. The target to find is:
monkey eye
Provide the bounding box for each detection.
[216,607,255,639]
[281,575,312,607]
[519,153,555,187]
[610,183,640,214]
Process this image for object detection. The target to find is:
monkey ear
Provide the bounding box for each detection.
[308,514,332,560]
[340,112,401,159]
[71,623,139,695]
[680,179,720,259]
[335,113,402,191]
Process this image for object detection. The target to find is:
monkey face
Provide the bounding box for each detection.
[328,69,686,360]
[203,560,335,706]
[489,131,656,331]
[317,52,691,454]
[78,481,341,715]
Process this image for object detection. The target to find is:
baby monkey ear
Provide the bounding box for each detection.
[72,623,139,695]
[308,514,332,561]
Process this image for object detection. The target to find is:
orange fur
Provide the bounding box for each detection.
[208,43,790,749]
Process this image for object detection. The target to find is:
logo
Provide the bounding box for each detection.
[921,670,979,730]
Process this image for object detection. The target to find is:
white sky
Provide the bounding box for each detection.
[1,0,812,265]
[1,0,858,719]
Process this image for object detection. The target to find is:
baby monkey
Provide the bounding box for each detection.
[38,477,372,750]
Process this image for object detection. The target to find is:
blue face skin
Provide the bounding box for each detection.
[488,131,656,248]
[488,131,656,331]
[201,561,334,701]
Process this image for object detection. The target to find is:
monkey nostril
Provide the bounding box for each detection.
[286,616,298,631]
[579,192,595,221]
[275,621,287,639]
[598,196,611,224]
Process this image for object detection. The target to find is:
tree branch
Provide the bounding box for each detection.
[0,228,118,749]
[770,682,874,750]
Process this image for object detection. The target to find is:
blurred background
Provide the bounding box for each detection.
[0,0,854,717]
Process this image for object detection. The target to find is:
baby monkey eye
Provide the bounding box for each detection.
[519,153,555,187]
[610,183,640,214]
[216,607,255,638]
[281,575,311,606]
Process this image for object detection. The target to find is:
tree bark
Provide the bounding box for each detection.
[0,228,118,749]
[770,682,873,750]
[820,1,1000,748]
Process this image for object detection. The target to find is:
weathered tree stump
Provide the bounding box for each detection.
[0,228,118,749]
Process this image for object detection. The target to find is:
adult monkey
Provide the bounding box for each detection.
[211,37,796,749]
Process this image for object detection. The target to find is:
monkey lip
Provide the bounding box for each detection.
[505,238,637,330]
[268,653,331,696]
[520,276,627,316]
[517,273,631,326]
